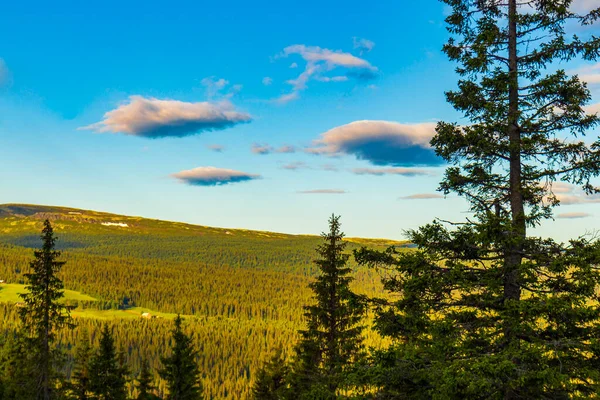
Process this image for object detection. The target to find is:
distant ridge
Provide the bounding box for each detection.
[0,203,409,247]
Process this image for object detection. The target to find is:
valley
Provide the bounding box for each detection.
[0,203,400,399]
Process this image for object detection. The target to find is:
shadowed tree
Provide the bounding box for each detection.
[0,333,35,400]
[251,349,289,400]
[89,325,128,400]
[69,330,93,400]
[19,219,73,400]
[355,0,600,398]
[136,359,160,400]
[287,215,366,398]
[159,315,203,400]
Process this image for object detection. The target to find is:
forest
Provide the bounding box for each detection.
[2,0,600,399]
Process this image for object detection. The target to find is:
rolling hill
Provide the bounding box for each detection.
[0,203,404,399]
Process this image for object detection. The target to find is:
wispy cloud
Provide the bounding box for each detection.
[400,193,444,200]
[200,76,243,100]
[571,0,599,13]
[276,145,296,154]
[206,144,225,152]
[545,181,600,205]
[251,143,274,155]
[307,120,441,167]
[556,212,592,219]
[585,102,600,115]
[353,167,432,176]
[281,161,308,170]
[274,43,378,102]
[572,63,600,85]
[353,37,375,55]
[171,166,261,186]
[80,96,251,139]
[251,143,297,155]
[298,189,346,194]
[262,77,273,86]
[272,91,300,104]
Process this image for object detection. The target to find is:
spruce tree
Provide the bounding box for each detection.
[0,334,35,400]
[136,359,159,400]
[19,219,73,400]
[159,315,203,400]
[69,330,93,400]
[89,325,128,400]
[251,349,289,400]
[355,1,600,398]
[289,215,365,398]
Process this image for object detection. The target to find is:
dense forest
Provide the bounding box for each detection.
[0,205,394,398]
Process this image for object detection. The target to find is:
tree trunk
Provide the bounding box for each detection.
[504,0,525,398]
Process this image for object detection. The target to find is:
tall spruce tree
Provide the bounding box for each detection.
[288,215,365,398]
[355,1,600,398]
[89,325,128,400]
[136,359,160,400]
[69,330,93,400]
[19,219,73,400]
[159,315,203,400]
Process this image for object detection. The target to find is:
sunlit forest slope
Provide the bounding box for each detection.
[0,204,404,398]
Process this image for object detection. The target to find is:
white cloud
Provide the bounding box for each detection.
[556,212,592,219]
[573,63,600,85]
[400,193,444,200]
[272,91,300,104]
[201,76,229,97]
[353,37,375,54]
[307,120,441,166]
[251,143,274,155]
[282,44,375,69]
[262,77,273,86]
[80,96,251,138]
[298,189,346,194]
[281,161,308,171]
[171,166,261,186]
[206,144,225,152]
[545,181,600,205]
[274,43,379,103]
[585,102,600,114]
[276,145,296,153]
[289,62,298,69]
[571,0,599,13]
[353,167,432,177]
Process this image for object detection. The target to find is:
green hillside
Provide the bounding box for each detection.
[0,203,403,399]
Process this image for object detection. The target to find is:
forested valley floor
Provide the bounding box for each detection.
[0,204,399,399]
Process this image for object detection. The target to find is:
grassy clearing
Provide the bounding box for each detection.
[0,283,179,320]
[71,307,179,320]
[0,283,97,303]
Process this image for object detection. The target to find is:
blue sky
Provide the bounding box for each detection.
[0,0,599,240]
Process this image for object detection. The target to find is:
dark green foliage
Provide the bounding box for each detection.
[288,215,365,398]
[0,334,35,400]
[136,359,160,400]
[355,0,600,398]
[159,315,203,400]
[251,349,289,400]
[19,219,73,400]
[69,330,93,400]
[89,325,128,400]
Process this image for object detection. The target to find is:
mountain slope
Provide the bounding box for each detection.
[0,203,401,399]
